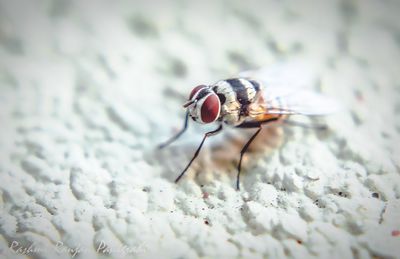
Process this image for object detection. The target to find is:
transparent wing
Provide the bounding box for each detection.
[241,62,342,116]
[239,61,317,91]
[257,89,342,115]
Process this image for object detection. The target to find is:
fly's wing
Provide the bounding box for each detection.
[241,62,342,116]
[239,61,317,91]
[257,89,342,116]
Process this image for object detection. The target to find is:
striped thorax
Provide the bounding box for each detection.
[212,78,262,126]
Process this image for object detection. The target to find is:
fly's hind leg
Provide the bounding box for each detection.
[282,120,328,131]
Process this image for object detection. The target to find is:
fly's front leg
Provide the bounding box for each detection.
[159,111,189,149]
[175,124,223,183]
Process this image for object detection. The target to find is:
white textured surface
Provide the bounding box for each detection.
[0,0,400,258]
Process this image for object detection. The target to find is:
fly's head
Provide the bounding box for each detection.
[183,85,221,124]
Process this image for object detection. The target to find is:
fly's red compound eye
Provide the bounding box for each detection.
[200,94,221,123]
[189,85,207,100]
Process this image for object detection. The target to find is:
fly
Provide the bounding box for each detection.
[159,63,341,190]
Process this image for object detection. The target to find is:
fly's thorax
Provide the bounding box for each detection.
[212,78,262,125]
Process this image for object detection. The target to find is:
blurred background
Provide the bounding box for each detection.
[0,0,399,258]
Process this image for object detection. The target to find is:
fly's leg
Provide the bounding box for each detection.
[282,120,327,131]
[235,117,280,190]
[233,117,327,190]
[159,111,189,149]
[236,126,262,190]
[175,124,223,183]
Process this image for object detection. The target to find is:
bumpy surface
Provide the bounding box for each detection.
[0,0,399,258]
